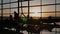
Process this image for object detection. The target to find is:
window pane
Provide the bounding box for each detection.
[56,13,60,17]
[22,2,28,6]
[0,10,1,16]
[23,8,28,17]
[23,8,28,13]
[56,0,60,3]
[56,5,60,11]
[56,5,60,17]
[0,5,1,9]
[3,4,10,8]
[3,9,10,16]
[42,0,55,5]
[30,7,40,17]
[42,13,55,17]
[11,3,18,7]
[42,5,55,12]
[19,2,28,6]
[0,0,1,3]
[30,0,40,6]
[11,0,17,2]
[11,8,18,13]
[11,8,18,17]
[3,0,10,3]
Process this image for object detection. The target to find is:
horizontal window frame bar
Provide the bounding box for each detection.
[0,3,60,10]
[0,11,60,13]
[0,0,32,5]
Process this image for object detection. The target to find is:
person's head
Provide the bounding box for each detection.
[14,11,16,13]
[30,17,33,19]
[10,15,12,17]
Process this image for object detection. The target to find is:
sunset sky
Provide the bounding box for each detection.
[0,0,60,17]
[0,0,60,34]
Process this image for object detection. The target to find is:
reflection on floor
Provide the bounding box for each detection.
[22,29,60,34]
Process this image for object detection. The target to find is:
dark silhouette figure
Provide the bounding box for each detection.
[14,11,22,33]
[14,11,19,22]
[9,15,13,21]
[29,17,33,24]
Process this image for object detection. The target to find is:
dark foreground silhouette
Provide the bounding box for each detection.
[0,29,23,34]
[0,12,60,34]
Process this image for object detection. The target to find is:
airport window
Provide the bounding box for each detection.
[3,9,10,16]
[3,0,10,3]
[23,8,28,12]
[30,0,40,6]
[56,0,60,3]
[42,5,55,12]
[0,10,1,16]
[56,5,60,11]
[0,5,1,9]
[11,8,18,13]
[19,8,28,17]
[3,4,10,8]
[0,0,1,3]
[56,13,60,17]
[42,13,55,17]
[42,0,55,5]
[11,3,18,7]
[22,2,28,6]
[11,0,17,2]
[10,8,18,17]
[30,7,40,17]
[0,0,60,34]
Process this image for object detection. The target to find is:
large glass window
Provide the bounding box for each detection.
[56,5,60,11]
[42,0,55,5]
[56,0,60,3]
[56,13,60,17]
[11,8,18,13]
[30,0,40,6]
[0,0,1,3]
[56,5,60,17]
[23,8,28,17]
[42,13,55,17]
[11,3,18,7]
[30,7,41,17]
[0,0,60,33]
[11,8,18,16]
[3,4,10,8]
[11,0,17,2]
[3,9,10,16]
[3,0,10,3]
[0,10,1,16]
[42,5,55,12]
[0,5,1,9]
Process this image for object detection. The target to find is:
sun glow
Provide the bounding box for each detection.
[31,9,40,17]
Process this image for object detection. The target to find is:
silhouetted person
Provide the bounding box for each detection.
[39,17,43,24]
[26,15,29,23]
[29,17,33,24]
[48,16,52,23]
[14,11,22,33]
[14,11,19,22]
[8,15,14,28]
[9,15,13,20]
